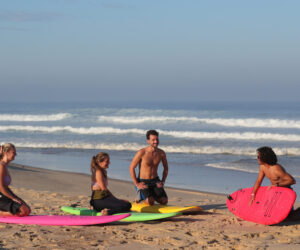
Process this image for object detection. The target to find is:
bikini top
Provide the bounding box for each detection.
[1,163,11,186]
[91,177,108,190]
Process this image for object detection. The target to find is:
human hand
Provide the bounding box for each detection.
[136,182,147,190]
[156,181,164,188]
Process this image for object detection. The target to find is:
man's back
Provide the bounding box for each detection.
[261,163,295,187]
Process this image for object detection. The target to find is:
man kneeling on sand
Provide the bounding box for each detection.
[250,146,300,220]
[129,130,168,205]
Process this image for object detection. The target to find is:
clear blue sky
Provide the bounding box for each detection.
[1,1,299,103]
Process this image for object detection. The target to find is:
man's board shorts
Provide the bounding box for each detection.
[0,192,21,215]
[137,177,167,200]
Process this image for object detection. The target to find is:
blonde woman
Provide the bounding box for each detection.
[0,143,31,216]
[90,152,131,215]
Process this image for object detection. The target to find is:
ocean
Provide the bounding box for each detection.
[1,101,300,199]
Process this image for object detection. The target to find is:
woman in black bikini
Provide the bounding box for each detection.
[90,152,131,215]
[0,143,31,216]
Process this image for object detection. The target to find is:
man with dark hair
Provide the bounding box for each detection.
[146,129,159,140]
[129,129,168,205]
[250,146,296,205]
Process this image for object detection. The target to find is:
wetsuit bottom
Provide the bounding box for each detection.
[0,192,21,215]
[90,196,131,215]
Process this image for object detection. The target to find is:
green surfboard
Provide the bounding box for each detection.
[61,206,180,222]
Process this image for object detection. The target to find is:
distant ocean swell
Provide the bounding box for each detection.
[1,113,300,129]
[1,125,300,141]
[3,142,300,156]
[0,113,71,121]
[98,115,300,129]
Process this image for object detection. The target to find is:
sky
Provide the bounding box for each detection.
[1,0,300,103]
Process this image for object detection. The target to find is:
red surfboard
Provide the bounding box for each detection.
[226,186,296,225]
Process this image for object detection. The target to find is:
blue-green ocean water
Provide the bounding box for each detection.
[1,101,300,199]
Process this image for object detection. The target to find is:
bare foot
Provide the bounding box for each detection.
[0,211,14,217]
[101,208,109,216]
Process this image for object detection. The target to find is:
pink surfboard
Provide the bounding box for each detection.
[0,214,130,226]
[227,186,296,225]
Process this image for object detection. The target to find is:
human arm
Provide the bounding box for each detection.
[0,165,31,215]
[94,170,108,191]
[129,151,147,189]
[157,150,168,188]
[249,165,265,206]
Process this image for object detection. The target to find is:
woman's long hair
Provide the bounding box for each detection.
[90,152,109,180]
[0,143,15,160]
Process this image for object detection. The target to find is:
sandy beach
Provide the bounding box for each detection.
[1,163,299,249]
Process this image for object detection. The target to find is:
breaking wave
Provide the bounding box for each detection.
[0,113,71,122]
[7,142,300,156]
[1,125,300,141]
[98,115,300,129]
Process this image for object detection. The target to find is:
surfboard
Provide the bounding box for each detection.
[61,206,180,222]
[0,214,130,226]
[226,186,296,225]
[130,202,202,213]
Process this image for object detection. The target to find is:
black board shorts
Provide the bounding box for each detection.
[0,192,21,215]
[138,177,167,200]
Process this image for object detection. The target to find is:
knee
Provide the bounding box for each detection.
[122,201,132,210]
[145,197,155,206]
[159,197,168,205]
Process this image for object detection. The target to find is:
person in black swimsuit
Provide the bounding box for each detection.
[0,143,31,216]
[90,152,131,215]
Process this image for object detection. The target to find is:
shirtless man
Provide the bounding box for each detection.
[129,130,168,205]
[250,146,296,206]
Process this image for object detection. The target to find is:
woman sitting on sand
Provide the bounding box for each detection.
[0,143,31,217]
[90,152,131,215]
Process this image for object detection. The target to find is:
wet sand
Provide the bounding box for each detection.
[2,163,300,249]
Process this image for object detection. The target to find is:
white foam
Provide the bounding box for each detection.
[0,125,145,135]
[199,118,300,129]
[98,115,200,124]
[205,163,259,174]
[2,125,300,142]
[205,162,300,178]
[0,113,71,122]
[98,115,300,129]
[8,142,300,156]
[162,130,300,141]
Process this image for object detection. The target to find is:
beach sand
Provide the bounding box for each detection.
[2,163,300,249]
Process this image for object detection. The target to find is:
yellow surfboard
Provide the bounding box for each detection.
[131,202,202,213]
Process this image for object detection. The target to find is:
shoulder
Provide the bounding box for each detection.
[0,163,5,175]
[156,147,165,154]
[273,164,286,173]
[259,164,266,172]
[95,168,103,176]
[157,148,166,156]
[137,148,147,156]
[0,162,5,170]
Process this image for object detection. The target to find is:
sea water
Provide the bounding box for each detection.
[1,101,300,199]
